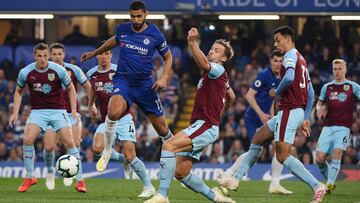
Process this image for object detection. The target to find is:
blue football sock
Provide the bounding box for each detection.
[283,155,321,190]
[67,147,82,181]
[23,145,35,178]
[111,148,127,164]
[158,150,176,197]
[318,160,329,180]
[327,159,341,185]
[180,173,215,201]
[44,150,55,173]
[130,157,152,188]
[234,143,261,180]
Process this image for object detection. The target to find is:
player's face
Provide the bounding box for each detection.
[50,48,65,66]
[270,55,282,74]
[207,43,227,64]
[96,50,112,68]
[332,63,346,81]
[274,33,289,54]
[34,49,49,69]
[129,9,147,31]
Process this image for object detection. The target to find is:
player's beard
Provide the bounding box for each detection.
[132,22,144,31]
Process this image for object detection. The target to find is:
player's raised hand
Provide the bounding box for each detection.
[187,27,199,42]
[301,119,311,137]
[8,114,18,128]
[80,51,95,63]
[152,77,167,91]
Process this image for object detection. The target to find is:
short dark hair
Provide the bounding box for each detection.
[273,26,295,43]
[33,43,48,53]
[129,1,146,11]
[49,42,65,52]
[271,50,283,59]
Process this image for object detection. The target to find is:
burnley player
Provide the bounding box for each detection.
[87,41,155,198]
[9,43,80,192]
[218,26,326,203]
[145,28,235,203]
[316,59,360,194]
[81,1,173,172]
[219,50,293,195]
[43,43,92,192]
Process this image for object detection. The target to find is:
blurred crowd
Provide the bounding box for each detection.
[0,18,360,167]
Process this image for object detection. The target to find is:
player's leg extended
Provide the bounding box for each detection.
[325,148,343,194]
[18,124,42,192]
[269,141,293,195]
[218,124,273,191]
[275,108,325,202]
[221,116,259,178]
[147,114,173,142]
[43,129,57,190]
[69,115,86,190]
[146,132,192,203]
[316,127,332,180]
[97,95,128,172]
[123,141,155,198]
[175,156,234,203]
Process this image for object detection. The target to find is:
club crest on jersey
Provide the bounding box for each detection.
[254,80,261,88]
[343,85,350,91]
[48,73,55,81]
[143,38,150,45]
[109,73,115,80]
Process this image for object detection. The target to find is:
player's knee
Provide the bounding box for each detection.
[276,153,288,164]
[124,150,136,162]
[316,154,325,164]
[44,144,54,152]
[162,142,176,152]
[92,143,103,154]
[107,111,119,121]
[23,136,34,146]
[174,168,187,180]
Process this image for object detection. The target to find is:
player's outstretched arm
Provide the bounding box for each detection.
[245,88,270,124]
[275,68,295,96]
[9,86,24,127]
[66,82,77,119]
[81,36,118,62]
[220,87,235,118]
[187,28,210,72]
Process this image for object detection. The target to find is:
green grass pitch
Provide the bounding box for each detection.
[0,178,359,203]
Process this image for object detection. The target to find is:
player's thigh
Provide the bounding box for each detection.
[43,128,58,151]
[274,108,304,145]
[176,120,219,160]
[316,127,333,154]
[163,132,193,153]
[332,126,351,153]
[23,124,42,145]
[133,86,165,120]
[252,124,274,146]
[108,95,129,120]
[57,126,75,149]
[174,156,194,180]
[116,114,137,143]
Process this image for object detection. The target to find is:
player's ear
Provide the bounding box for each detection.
[220,56,227,63]
[144,10,148,18]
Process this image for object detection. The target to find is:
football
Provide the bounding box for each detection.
[56,154,79,178]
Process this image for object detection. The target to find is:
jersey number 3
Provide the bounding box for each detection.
[299,65,308,89]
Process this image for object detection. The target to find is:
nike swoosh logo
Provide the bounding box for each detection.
[82,168,119,178]
[262,170,294,180]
